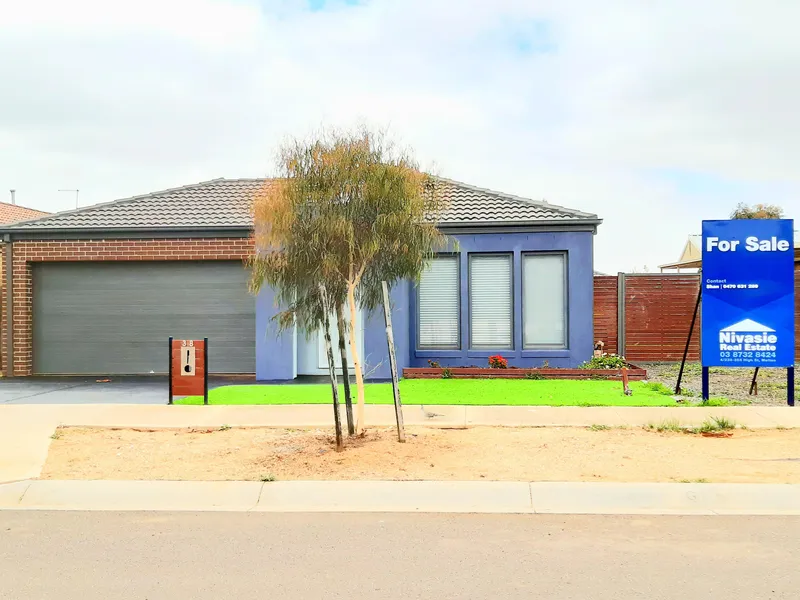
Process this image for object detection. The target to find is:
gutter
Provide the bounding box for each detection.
[0,225,253,241]
[438,218,602,229]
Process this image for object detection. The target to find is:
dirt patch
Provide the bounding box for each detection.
[41,425,800,484]
[643,362,797,406]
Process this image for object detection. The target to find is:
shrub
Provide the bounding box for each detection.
[581,353,627,370]
[427,360,441,369]
[488,355,508,369]
[526,370,544,380]
[441,368,452,379]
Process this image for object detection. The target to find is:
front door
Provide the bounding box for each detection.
[296,306,364,376]
[317,307,363,370]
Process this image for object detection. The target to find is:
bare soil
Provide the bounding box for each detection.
[643,362,797,406]
[41,425,800,484]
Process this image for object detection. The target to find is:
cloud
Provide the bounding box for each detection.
[0,0,797,272]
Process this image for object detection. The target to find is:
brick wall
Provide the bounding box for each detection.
[1,237,254,376]
[594,270,799,363]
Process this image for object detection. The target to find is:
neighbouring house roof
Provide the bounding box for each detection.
[0,177,601,234]
[658,235,702,270]
[661,233,800,270]
[0,201,50,225]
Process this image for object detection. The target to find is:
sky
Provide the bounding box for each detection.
[1,0,798,273]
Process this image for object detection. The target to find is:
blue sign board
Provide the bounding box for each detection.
[701,219,795,367]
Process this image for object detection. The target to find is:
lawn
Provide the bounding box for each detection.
[175,379,677,407]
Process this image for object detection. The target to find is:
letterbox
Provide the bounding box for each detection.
[168,337,208,404]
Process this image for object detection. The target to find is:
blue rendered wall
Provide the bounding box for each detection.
[255,286,296,381]
[362,279,411,381]
[255,230,595,379]
[408,230,595,369]
[255,280,409,382]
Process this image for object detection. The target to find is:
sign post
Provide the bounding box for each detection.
[168,338,208,405]
[701,219,795,405]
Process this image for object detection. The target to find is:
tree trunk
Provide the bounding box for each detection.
[346,283,366,434]
[319,284,343,451]
[382,281,405,442]
[336,304,355,436]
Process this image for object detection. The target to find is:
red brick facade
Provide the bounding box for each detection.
[1,237,253,376]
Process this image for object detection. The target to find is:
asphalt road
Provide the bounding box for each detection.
[1,512,798,599]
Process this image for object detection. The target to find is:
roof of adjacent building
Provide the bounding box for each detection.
[0,177,601,233]
[0,201,50,225]
[660,231,799,270]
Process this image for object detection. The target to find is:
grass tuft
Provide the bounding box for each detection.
[689,416,738,434]
[642,382,674,396]
[700,398,748,407]
[645,419,683,433]
[589,424,611,431]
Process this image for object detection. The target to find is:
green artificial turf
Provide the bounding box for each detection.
[175,379,677,407]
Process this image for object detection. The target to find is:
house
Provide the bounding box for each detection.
[0,178,601,378]
[0,201,50,225]
[659,235,701,273]
[659,232,799,273]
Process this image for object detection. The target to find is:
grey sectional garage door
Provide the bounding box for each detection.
[32,261,255,375]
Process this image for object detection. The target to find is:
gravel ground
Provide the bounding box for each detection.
[642,362,798,406]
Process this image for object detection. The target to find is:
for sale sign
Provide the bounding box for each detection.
[701,219,795,367]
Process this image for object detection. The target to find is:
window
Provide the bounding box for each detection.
[523,253,567,348]
[417,255,460,349]
[469,254,512,349]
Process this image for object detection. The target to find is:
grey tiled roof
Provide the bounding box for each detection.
[434,178,599,225]
[3,179,265,231]
[2,177,600,232]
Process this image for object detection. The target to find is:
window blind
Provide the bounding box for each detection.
[418,256,459,348]
[469,254,512,349]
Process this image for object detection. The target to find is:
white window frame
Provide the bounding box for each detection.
[468,253,514,350]
[522,252,569,349]
[416,254,461,350]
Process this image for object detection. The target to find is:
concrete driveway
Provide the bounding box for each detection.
[0,376,251,404]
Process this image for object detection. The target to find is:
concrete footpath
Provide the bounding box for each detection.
[1,479,799,515]
[2,403,799,483]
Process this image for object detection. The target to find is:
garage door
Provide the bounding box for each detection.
[32,261,255,375]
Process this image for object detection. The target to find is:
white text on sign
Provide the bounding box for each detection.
[706,236,791,253]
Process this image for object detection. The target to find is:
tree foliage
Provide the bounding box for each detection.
[730,202,784,219]
[250,126,449,433]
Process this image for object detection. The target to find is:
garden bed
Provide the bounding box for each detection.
[403,365,648,381]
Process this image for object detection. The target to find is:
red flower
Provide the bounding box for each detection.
[488,355,508,369]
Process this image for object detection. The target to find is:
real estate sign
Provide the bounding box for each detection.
[701,219,795,368]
